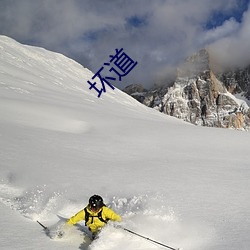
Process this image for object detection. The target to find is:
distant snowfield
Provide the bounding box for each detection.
[0,36,250,250]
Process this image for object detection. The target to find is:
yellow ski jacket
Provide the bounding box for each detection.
[67,206,121,233]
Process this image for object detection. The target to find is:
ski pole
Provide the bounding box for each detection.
[37,220,48,231]
[122,227,180,250]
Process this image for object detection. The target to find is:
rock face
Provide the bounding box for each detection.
[217,66,250,100]
[124,49,250,130]
[123,84,147,103]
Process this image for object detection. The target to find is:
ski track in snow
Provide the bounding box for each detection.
[0,99,91,134]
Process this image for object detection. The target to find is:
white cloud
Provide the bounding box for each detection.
[209,5,250,68]
[0,0,249,88]
[200,18,240,45]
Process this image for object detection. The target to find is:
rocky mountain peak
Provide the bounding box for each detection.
[177,49,210,78]
[124,49,250,130]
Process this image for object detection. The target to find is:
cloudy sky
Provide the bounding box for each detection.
[0,0,249,89]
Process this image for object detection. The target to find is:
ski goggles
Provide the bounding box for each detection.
[89,205,101,212]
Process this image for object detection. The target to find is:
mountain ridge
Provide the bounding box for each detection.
[124,49,250,130]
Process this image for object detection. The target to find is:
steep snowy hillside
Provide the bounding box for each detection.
[0,36,250,250]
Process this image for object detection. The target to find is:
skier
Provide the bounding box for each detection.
[66,194,121,239]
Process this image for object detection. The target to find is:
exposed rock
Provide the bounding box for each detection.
[123,84,147,103]
[123,49,250,130]
[217,66,250,100]
[123,84,147,95]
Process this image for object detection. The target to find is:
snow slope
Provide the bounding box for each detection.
[0,35,250,250]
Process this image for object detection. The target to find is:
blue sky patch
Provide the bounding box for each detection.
[126,15,148,28]
[206,0,249,29]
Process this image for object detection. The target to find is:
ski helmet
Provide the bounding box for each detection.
[89,195,104,210]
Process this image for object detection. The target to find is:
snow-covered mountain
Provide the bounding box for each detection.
[124,49,250,130]
[0,36,250,250]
